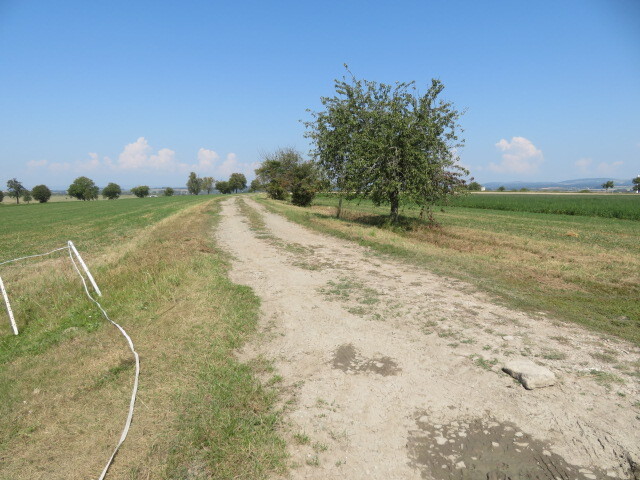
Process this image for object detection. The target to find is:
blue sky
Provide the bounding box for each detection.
[1,0,639,189]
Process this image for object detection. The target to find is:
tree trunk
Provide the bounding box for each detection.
[389,190,399,223]
[337,197,343,219]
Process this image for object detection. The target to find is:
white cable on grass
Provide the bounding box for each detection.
[0,246,69,267]
[66,246,139,480]
[0,243,139,480]
[0,275,18,335]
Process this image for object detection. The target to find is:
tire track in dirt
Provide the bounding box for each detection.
[216,196,640,480]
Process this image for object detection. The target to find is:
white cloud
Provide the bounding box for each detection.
[574,158,593,174]
[596,161,623,175]
[27,159,48,169]
[489,136,543,174]
[197,148,220,168]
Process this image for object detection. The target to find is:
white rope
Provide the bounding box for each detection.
[66,246,139,480]
[0,243,139,480]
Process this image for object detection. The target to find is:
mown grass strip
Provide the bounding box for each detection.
[440,193,640,220]
[0,197,286,479]
[256,194,640,345]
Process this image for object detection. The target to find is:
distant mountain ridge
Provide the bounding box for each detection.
[482,178,634,191]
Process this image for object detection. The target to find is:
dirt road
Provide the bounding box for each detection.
[216,196,640,480]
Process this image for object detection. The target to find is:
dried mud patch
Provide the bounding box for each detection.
[332,343,401,376]
[408,416,611,480]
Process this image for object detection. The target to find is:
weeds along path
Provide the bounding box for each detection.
[216,196,640,480]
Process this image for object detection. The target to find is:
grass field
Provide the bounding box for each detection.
[0,196,285,479]
[258,193,640,345]
[441,192,640,220]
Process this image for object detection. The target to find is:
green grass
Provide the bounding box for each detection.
[441,193,640,220]
[0,195,216,259]
[257,194,640,345]
[0,195,286,479]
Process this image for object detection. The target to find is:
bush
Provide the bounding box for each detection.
[22,191,32,204]
[102,182,122,200]
[266,182,288,200]
[164,187,174,196]
[0,190,3,202]
[31,184,52,203]
[291,183,316,207]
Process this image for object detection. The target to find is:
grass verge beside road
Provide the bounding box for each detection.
[0,196,285,479]
[257,194,640,346]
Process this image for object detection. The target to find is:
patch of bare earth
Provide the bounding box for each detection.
[216,197,640,480]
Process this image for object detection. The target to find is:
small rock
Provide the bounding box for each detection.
[514,431,523,437]
[458,431,467,437]
[435,436,447,445]
[419,415,429,423]
[491,442,500,448]
[455,461,466,470]
[514,442,529,447]
[503,335,515,341]
[542,449,551,456]
[503,359,556,389]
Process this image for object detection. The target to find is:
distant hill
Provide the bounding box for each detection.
[483,178,634,191]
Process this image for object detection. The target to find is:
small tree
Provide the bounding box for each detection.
[68,176,99,201]
[467,181,482,191]
[201,176,215,194]
[305,68,466,223]
[215,180,232,194]
[102,182,122,200]
[0,190,4,202]
[497,186,506,192]
[131,185,150,198]
[164,187,174,196]
[228,173,247,193]
[632,176,640,193]
[187,172,202,195]
[249,179,262,192]
[255,148,320,204]
[31,184,52,203]
[22,190,32,204]
[7,178,26,204]
[602,180,614,192]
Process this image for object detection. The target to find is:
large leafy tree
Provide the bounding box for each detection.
[305,68,467,223]
[254,147,321,204]
[633,176,640,193]
[7,178,26,204]
[228,173,247,193]
[68,176,99,200]
[602,180,614,192]
[187,172,202,195]
[215,180,232,194]
[201,176,215,194]
[131,185,150,198]
[102,182,122,200]
[31,184,52,203]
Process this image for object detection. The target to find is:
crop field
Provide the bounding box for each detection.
[260,193,640,345]
[0,196,285,479]
[441,192,640,220]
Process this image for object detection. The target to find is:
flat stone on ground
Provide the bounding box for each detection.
[502,359,556,390]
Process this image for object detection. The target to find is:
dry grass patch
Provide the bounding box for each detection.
[0,199,286,480]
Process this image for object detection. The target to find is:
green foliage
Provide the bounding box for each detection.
[249,179,262,192]
[68,176,99,201]
[602,180,614,191]
[497,186,506,192]
[6,178,26,204]
[0,190,3,202]
[467,181,482,191]
[21,191,32,204]
[216,180,232,194]
[305,67,466,222]
[228,173,247,193]
[101,182,121,200]
[187,171,202,195]
[255,147,320,204]
[201,176,215,194]
[31,184,52,203]
[633,176,640,193]
[442,193,640,220]
[164,187,175,196]
[131,185,150,198]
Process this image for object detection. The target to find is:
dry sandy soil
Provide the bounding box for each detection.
[216,196,640,480]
